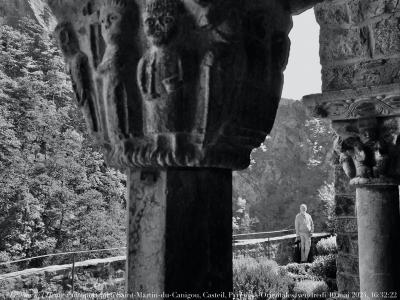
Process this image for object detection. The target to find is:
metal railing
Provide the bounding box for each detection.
[0,247,126,267]
[0,247,126,292]
[233,227,295,240]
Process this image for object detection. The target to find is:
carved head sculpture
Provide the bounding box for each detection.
[55,22,80,58]
[381,118,400,145]
[358,118,378,145]
[143,0,183,47]
[100,0,126,45]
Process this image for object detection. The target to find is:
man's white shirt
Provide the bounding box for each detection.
[295,212,314,235]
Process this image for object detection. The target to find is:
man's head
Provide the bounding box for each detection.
[300,204,307,214]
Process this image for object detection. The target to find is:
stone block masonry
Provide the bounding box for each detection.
[310,0,400,295]
[333,165,359,292]
[315,0,400,91]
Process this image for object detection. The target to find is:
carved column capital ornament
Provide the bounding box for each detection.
[332,117,400,185]
[303,84,400,186]
[48,0,292,170]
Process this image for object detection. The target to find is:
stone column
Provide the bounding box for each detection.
[47,0,292,297]
[126,169,233,294]
[356,185,400,297]
[304,85,400,299]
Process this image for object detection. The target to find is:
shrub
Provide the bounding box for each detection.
[281,263,318,281]
[293,280,328,298]
[284,263,310,275]
[233,257,295,297]
[316,236,337,256]
[309,254,336,280]
[282,263,318,282]
[0,251,19,274]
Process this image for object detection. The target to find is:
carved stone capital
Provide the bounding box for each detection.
[47,0,292,170]
[332,117,400,186]
[303,84,400,121]
[303,84,400,185]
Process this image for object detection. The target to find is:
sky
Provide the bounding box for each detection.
[282,9,322,100]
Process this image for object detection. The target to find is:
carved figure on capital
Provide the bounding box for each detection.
[48,0,293,170]
[99,0,137,65]
[137,0,185,134]
[335,137,370,183]
[195,0,246,142]
[55,21,99,134]
[98,0,140,140]
[334,117,400,185]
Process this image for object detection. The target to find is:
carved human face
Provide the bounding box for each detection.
[100,6,123,45]
[381,118,400,145]
[358,118,378,144]
[359,126,378,145]
[359,128,376,144]
[143,7,179,47]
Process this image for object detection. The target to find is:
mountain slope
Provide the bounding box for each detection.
[0,0,55,31]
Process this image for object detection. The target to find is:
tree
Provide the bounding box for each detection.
[0,18,127,269]
[233,99,335,233]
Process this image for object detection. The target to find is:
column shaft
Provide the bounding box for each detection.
[356,185,400,300]
[127,168,232,298]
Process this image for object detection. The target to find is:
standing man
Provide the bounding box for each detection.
[295,204,314,263]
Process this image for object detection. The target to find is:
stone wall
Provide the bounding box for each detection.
[0,256,125,299]
[314,0,400,293]
[0,232,330,299]
[233,233,331,265]
[315,0,400,92]
[333,164,359,292]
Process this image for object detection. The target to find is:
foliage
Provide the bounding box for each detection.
[284,246,337,293]
[0,18,126,271]
[233,99,335,233]
[233,256,295,298]
[293,280,329,298]
[316,236,337,256]
[316,183,336,233]
[233,197,259,234]
[284,263,312,277]
[282,263,319,282]
[0,251,19,273]
[309,254,337,280]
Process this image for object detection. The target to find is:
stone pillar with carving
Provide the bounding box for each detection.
[304,85,400,300]
[47,0,292,296]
